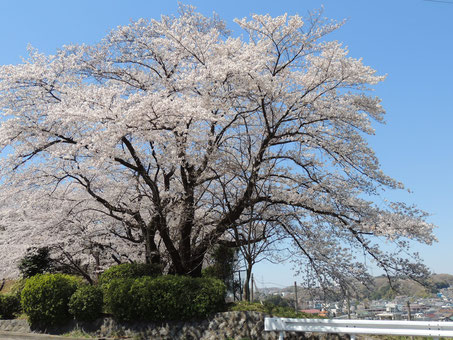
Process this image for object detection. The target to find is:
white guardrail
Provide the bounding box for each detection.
[264,317,453,340]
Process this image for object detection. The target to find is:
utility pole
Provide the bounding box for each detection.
[238,270,242,301]
[253,277,259,302]
[347,291,351,319]
[407,301,413,340]
[251,273,254,302]
[294,281,299,311]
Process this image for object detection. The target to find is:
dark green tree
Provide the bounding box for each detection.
[202,244,237,293]
[18,247,54,278]
[264,294,292,308]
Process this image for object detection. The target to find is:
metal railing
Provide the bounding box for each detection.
[264,317,453,340]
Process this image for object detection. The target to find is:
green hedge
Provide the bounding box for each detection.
[68,285,103,322]
[19,271,225,324]
[0,294,21,319]
[104,275,226,322]
[98,263,161,287]
[21,274,81,327]
[103,278,137,321]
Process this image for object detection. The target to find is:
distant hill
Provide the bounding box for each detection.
[262,274,453,301]
[431,273,453,286]
[369,273,453,300]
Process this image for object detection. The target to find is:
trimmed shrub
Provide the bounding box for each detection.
[103,278,136,321]
[21,274,81,327]
[191,276,226,316]
[103,275,226,322]
[68,285,103,322]
[105,275,226,321]
[129,276,153,321]
[98,263,161,287]
[132,275,189,321]
[0,294,21,319]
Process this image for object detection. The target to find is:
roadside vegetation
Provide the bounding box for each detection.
[229,301,322,318]
[0,266,226,327]
[0,253,321,329]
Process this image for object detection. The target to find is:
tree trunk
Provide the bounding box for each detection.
[189,260,203,277]
[144,227,161,265]
[244,262,253,302]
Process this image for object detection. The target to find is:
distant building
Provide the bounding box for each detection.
[301,309,322,316]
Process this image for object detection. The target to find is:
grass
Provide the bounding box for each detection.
[0,279,17,294]
[228,301,322,318]
[61,329,98,338]
[366,337,440,340]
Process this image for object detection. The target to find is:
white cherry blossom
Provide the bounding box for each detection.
[0,5,435,286]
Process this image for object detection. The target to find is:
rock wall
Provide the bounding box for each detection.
[0,312,348,340]
[0,319,31,333]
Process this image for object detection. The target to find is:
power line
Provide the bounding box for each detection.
[257,280,288,288]
[424,0,453,4]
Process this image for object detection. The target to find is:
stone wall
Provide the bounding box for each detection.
[0,319,30,333]
[0,312,349,340]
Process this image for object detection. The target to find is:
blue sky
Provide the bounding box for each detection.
[0,0,452,287]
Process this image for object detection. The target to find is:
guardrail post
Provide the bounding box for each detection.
[279,330,284,340]
[350,335,356,340]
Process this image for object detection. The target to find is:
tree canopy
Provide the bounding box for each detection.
[0,5,435,287]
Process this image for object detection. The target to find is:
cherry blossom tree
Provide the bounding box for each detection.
[0,187,144,279]
[0,5,435,283]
